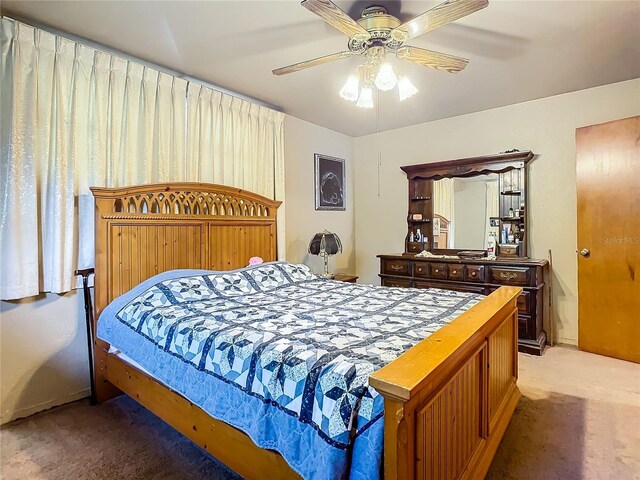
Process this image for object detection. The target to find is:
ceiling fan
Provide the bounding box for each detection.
[273,0,488,77]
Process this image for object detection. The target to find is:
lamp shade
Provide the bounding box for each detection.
[308,231,342,257]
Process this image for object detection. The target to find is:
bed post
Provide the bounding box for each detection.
[92,195,123,402]
[370,286,521,480]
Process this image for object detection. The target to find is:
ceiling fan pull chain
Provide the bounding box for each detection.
[377,88,382,198]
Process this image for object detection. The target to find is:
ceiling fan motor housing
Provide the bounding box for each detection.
[348,5,404,53]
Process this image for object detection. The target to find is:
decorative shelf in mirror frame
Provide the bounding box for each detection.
[400,150,534,258]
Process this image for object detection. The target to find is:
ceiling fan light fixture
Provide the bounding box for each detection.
[398,76,418,101]
[356,86,374,109]
[274,0,486,109]
[339,74,360,102]
[374,63,397,91]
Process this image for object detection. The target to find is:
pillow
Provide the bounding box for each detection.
[249,256,264,266]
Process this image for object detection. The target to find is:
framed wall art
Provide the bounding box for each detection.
[314,154,345,211]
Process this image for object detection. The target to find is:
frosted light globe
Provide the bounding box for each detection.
[374,63,397,91]
[339,74,359,102]
[356,86,374,109]
[398,76,418,101]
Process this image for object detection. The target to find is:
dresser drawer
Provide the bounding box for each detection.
[407,242,422,253]
[489,267,530,286]
[465,265,485,283]
[517,290,531,314]
[414,262,429,278]
[490,287,532,315]
[430,263,447,279]
[381,277,411,288]
[518,314,532,339]
[447,265,465,281]
[425,280,486,294]
[382,260,411,276]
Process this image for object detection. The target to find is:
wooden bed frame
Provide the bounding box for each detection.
[91,183,521,480]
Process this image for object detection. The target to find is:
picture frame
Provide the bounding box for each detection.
[314,154,346,211]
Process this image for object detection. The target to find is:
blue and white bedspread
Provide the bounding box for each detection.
[97,261,483,480]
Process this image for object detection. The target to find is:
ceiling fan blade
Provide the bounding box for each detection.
[396,46,469,74]
[392,0,488,41]
[273,51,353,76]
[301,0,370,39]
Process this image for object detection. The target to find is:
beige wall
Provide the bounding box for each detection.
[354,78,640,345]
[284,115,355,275]
[0,291,90,424]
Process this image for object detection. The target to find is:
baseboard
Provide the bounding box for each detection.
[556,337,577,346]
[1,388,90,425]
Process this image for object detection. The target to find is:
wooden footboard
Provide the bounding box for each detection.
[370,286,521,480]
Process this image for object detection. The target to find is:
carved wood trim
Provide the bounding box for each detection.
[91,182,281,218]
[401,150,534,181]
[102,214,276,224]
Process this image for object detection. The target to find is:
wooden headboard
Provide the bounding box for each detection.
[91,183,281,318]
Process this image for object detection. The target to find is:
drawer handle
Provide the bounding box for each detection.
[451,270,457,275]
[434,269,439,274]
[499,272,518,280]
[391,264,404,271]
[417,266,423,272]
[470,271,477,277]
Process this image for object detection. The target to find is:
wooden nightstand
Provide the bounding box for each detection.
[332,274,358,283]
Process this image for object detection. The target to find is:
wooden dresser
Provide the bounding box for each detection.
[378,254,548,355]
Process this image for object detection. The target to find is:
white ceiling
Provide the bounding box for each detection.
[3,1,639,137]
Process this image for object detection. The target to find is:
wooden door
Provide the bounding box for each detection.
[576,116,640,363]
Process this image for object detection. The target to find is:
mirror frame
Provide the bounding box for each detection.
[401,150,534,258]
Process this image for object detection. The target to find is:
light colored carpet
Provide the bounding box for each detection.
[486,346,640,480]
[1,346,638,479]
[0,391,240,480]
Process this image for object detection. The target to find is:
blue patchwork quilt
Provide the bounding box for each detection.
[97,262,483,480]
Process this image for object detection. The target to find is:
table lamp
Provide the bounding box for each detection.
[308,230,342,278]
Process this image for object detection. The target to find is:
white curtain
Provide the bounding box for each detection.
[0,18,285,300]
[433,178,455,247]
[185,85,285,259]
[484,179,499,248]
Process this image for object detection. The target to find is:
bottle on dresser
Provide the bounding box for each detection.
[487,233,496,256]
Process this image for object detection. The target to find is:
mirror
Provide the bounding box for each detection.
[433,174,499,250]
[402,150,532,258]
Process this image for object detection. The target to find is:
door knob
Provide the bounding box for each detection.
[579,248,590,257]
